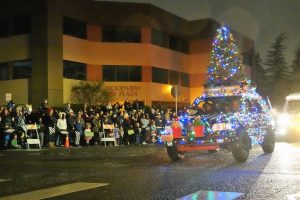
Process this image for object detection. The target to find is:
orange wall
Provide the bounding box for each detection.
[141,27,151,43]
[190,72,207,87]
[87,64,102,81]
[63,35,211,73]
[0,35,30,62]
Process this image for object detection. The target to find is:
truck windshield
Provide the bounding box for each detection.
[286,100,300,113]
[200,96,242,114]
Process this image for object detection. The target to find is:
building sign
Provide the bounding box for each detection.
[105,85,141,98]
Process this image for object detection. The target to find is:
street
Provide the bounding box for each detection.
[0,142,300,200]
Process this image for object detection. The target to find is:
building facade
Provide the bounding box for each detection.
[0,0,254,108]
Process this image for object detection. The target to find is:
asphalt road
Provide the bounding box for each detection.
[0,142,300,200]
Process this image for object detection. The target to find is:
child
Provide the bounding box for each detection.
[84,123,94,146]
[11,134,21,149]
[134,122,142,145]
[113,123,120,146]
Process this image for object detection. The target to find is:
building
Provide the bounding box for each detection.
[0,0,254,108]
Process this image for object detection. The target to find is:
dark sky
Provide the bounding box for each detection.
[100,0,300,64]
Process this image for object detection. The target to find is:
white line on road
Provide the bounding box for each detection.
[0,179,10,182]
[178,190,244,200]
[0,182,109,200]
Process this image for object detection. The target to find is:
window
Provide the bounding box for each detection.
[152,67,168,84]
[0,62,10,80]
[102,66,115,81]
[181,72,190,87]
[0,19,9,38]
[63,17,86,39]
[12,60,32,79]
[169,35,189,54]
[63,60,86,80]
[169,70,179,85]
[102,26,141,43]
[151,29,168,48]
[12,15,31,35]
[102,65,141,82]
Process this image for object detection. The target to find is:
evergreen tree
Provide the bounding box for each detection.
[265,33,292,83]
[253,54,267,96]
[264,33,292,106]
[207,26,245,87]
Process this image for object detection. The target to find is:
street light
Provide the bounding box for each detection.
[171,85,181,114]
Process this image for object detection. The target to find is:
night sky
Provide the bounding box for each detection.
[100,0,300,65]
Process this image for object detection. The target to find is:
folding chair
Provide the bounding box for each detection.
[101,124,115,146]
[24,123,41,149]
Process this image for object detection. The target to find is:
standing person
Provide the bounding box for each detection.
[74,114,85,147]
[91,113,101,145]
[122,113,133,145]
[43,108,57,148]
[124,99,132,113]
[140,114,150,145]
[1,109,13,148]
[134,122,141,145]
[56,112,68,147]
[67,110,76,146]
[39,99,49,116]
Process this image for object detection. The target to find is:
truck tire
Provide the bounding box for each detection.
[208,149,218,154]
[232,132,250,162]
[262,130,275,153]
[167,146,185,161]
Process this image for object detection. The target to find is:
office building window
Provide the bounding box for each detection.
[169,70,179,85]
[102,66,115,81]
[12,60,32,79]
[102,65,141,82]
[12,15,31,35]
[181,72,190,87]
[152,67,168,84]
[151,29,168,48]
[63,17,87,39]
[0,62,10,80]
[169,35,189,54]
[0,19,9,38]
[63,60,86,80]
[102,26,141,43]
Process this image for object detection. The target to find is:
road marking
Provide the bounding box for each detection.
[0,182,108,200]
[285,192,300,200]
[178,190,244,200]
[0,179,10,182]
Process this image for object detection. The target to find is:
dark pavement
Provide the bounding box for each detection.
[0,142,300,200]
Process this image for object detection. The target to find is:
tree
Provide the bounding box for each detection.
[70,81,111,106]
[265,33,292,83]
[253,53,267,96]
[207,26,245,87]
[264,33,292,106]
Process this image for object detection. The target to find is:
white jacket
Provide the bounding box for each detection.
[57,118,67,130]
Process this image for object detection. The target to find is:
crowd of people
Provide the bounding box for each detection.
[0,99,178,149]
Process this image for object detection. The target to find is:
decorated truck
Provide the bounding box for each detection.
[162,85,276,162]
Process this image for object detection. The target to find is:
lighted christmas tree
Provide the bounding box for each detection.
[207,26,245,87]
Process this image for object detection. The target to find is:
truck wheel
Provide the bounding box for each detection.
[232,132,250,162]
[262,130,275,153]
[167,146,185,161]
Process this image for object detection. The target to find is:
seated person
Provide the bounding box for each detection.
[231,100,240,112]
[202,101,216,114]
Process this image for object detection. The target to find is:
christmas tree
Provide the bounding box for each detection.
[207,26,245,87]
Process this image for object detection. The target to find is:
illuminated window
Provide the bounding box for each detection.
[63,60,86,80]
